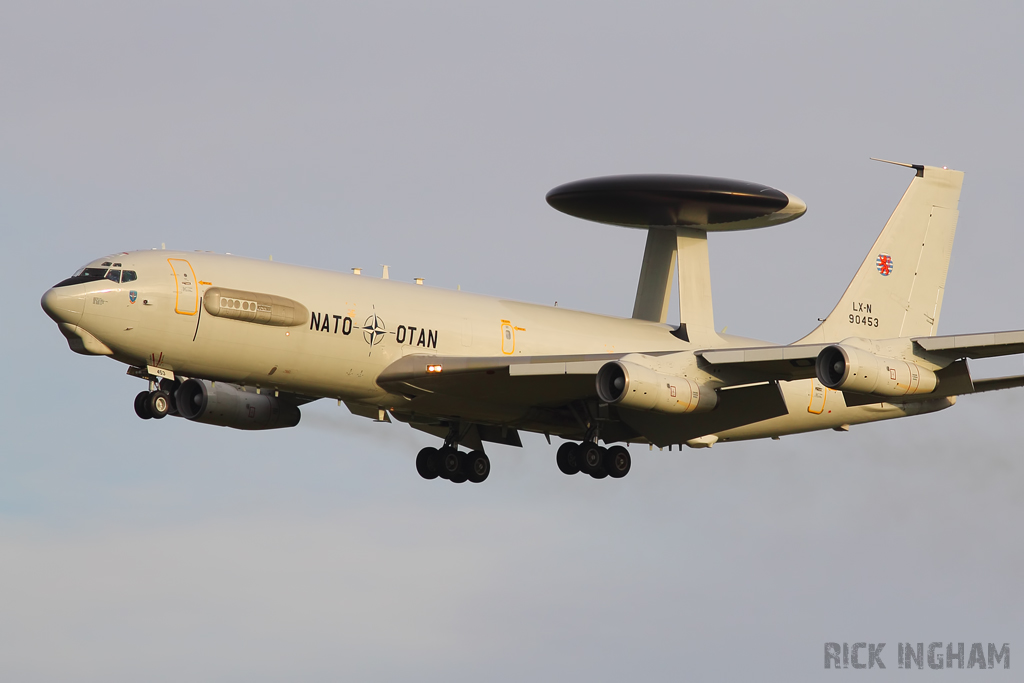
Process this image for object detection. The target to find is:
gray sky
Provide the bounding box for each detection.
[1,2,1022,680]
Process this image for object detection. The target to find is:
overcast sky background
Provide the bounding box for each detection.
[1,2,1022,680]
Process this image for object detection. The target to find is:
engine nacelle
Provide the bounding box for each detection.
[815,344,937,397]
[596,360,717,414]
[174,379,301,430]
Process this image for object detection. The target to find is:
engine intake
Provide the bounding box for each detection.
[815,344,937,397]
[596,360,717,414]
[174,379,301,430]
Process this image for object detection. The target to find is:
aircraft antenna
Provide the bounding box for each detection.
[870,158,925,176]
[869,157,916,168]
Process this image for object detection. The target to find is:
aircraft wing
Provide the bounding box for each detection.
[693,344,827,382]
[380,349,805,403]
[377,351,790,447]
[912,329,1024,359]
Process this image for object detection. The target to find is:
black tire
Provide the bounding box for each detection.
[134,391,152,420]
[466,451,490,483]
[604,445,631,478]
[440,447,462,479]
[146,391,171,419]
[449,470,469,484]
[416,447,440,480]
[555,442,579,475]
[589,467,608,479]
[576,442,602,474]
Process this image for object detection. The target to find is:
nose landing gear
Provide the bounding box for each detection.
[133,378,180,420]
[134,390,172,419]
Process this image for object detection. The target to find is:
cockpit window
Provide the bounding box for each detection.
[121,270,137,283]
[101,262,112,266]
[106,270,121,282]
[52,267,115,288]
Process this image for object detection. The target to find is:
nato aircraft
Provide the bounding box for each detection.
[41,160,1024,483]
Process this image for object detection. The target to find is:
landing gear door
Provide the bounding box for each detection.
[168,258,198,315]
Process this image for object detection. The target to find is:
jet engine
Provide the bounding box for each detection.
[815,344,937,397]
[174,379,301,430]
[596,360,717,414]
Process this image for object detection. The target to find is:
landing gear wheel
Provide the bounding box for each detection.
[465,451,490,483]
[416,447,440,480]
[604,445,631,478]
[439,447,462,481]
[576,442,603,475]
[587,447,609,478]
[146,391,171,419]
[134,391,152,419]
[556,442,580,475]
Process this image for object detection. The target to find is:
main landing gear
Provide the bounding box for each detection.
[416,446,490,484]
[134,379,179,420]
[556,441,631,479]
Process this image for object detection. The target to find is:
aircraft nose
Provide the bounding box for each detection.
[41,284,85,326]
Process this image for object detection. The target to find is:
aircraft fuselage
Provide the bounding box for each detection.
[42,249,949,446]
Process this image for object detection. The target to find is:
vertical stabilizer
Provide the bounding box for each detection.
[798,164,963,344]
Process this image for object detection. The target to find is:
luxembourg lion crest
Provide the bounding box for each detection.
[876,253,893,276]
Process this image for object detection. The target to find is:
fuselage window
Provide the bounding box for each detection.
[106,269,121,283]
[121,270,137,283]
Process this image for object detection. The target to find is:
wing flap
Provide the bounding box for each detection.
[376,353,621,408]
[508,360,607,376]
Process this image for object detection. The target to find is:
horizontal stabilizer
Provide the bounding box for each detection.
[914,329,1024,359]
[971,374,1024,393]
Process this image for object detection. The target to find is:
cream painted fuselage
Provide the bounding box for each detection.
[41,249,950,444]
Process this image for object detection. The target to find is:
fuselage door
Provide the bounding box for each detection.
[807,379,828,414]
[168,258,198,315]
[501,322,514,355]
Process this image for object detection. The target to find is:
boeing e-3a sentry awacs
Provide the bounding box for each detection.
[41,161,1024,483]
